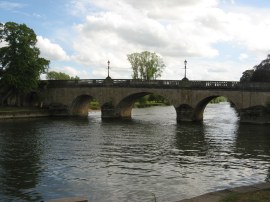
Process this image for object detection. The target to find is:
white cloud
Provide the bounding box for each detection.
[37,36,70,61]
[49,66,90,79]
[65,0,270,80]
[239,53,248,61]
[72,1,222,68]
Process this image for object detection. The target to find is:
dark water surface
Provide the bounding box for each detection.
[0,103,270,201]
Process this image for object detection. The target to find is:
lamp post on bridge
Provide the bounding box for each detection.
[182,59,189,81]
[106,60,111,79]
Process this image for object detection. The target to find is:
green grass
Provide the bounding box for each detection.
[220,189,270,202]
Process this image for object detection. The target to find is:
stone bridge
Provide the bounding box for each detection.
[36,79,270,124]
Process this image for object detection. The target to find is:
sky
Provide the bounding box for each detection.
[1,0,270,81]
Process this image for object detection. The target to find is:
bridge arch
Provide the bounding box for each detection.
[111,91,173,119]
[193,95,239,121]
[70,94,101,116]
[116,92,150,118]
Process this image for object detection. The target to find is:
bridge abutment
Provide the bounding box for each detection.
[240,106,270,124]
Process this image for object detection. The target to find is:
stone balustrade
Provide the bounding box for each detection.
[42,79,270,91]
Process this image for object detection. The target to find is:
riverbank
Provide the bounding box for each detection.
[0,107,50,119]
[177,182,270,202]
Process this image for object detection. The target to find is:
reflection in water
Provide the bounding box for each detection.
[0,104,269,201]
[0,120,43,201]
[236,125,270,158]
[174,123,208,157]
[267,168,270,182]
[235,124,270,183]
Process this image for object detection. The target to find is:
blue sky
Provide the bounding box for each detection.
[1,0,270,80]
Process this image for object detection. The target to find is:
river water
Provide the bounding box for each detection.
[0,103,270,202]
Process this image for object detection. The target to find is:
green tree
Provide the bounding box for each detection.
[240,54,270,82]
[0,22,49,105]
[240,69,254,82]
[251,54,270,82]
[46,71,80,80]
[127,51,165,80]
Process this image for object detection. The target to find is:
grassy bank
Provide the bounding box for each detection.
[220,188,270,202]
[0,106,50,119]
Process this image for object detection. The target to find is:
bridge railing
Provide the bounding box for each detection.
[42,79,270,91]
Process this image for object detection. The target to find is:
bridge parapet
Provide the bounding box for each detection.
[41,79,270,91]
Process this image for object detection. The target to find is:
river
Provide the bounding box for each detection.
[0,103,270,201]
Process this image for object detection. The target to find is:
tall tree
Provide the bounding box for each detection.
[46,71,80,80]
[0,22,49,105]
[127,51,165,80]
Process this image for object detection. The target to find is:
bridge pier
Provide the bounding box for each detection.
[101,103,126,120]
[175,104,196,122]
[101,106,133,120]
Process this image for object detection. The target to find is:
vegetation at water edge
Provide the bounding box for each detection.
[210,96,228,104]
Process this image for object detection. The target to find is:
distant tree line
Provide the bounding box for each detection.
[135,94,170,108]
[46,71,79,80]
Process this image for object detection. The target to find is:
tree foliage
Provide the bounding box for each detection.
[250,54,270,82]
[0,22,49,104]
[240,54,270,82]
[240,69,254,82]
[127,51,165,80]
[46,71,79,80]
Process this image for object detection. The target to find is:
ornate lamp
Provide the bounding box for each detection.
[182,59,189,81]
